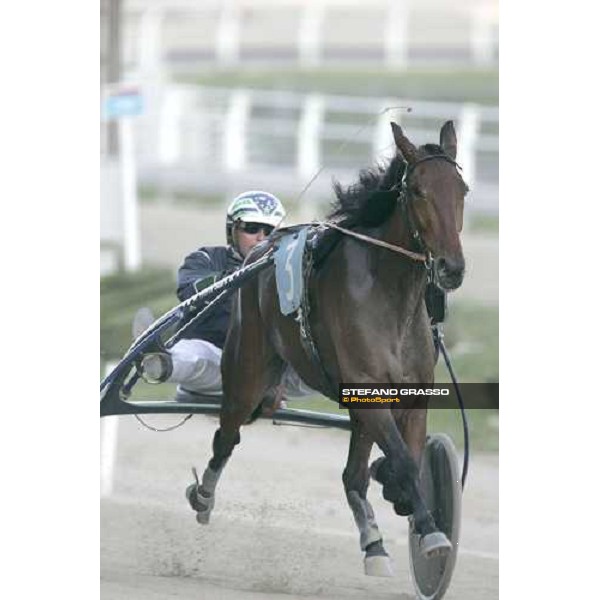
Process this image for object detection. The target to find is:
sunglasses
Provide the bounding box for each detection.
[237,222,275,235]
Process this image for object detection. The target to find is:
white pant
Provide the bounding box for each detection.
[169,338,315,397]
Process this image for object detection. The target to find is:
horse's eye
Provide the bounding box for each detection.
[411,186,424,198]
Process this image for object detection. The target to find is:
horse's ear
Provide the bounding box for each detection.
[440,121,457,160]
[390,122,418,163]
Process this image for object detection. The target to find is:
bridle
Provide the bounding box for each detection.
[324,153,463,267]
[394,153,463,264]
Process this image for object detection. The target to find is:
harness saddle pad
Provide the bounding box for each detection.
[273,227,309,315]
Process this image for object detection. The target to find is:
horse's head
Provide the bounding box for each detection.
[391,121,468,291]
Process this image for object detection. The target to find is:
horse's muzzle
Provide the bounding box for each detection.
[435,256,465,291]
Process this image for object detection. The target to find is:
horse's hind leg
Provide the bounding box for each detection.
[188,360,284,524]
[343,417,393,577]
[187,282,285,524]
[186,425,240,524]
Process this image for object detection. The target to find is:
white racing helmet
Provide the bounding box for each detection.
[226,191,286,246]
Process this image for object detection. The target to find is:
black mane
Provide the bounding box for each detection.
[327,154,403,228]
[327,145,445,228]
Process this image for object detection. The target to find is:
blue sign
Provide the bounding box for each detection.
[103,90,143,120]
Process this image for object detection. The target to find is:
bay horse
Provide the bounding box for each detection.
[187,121,467,577]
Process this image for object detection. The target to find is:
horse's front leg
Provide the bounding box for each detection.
[343,416,393,577]
[363,408,451,559]
[370,407,428,516]
[396,407,427,465]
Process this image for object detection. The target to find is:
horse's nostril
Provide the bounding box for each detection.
[437,257,464,275]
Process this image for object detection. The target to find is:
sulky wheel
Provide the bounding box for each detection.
[408,433,462,600]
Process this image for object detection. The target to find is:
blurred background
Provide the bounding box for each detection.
[100,0,498,449]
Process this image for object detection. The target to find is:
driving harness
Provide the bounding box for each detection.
[277,153,462,399]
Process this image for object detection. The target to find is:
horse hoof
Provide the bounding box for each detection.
[364,554,394,577]
[195,508,212,525]
[419,531,452,558]
[185,484,214,525]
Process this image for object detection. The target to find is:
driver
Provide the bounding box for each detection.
[138,190,313,408]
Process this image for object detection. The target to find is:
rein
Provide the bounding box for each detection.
[323,222,428,262]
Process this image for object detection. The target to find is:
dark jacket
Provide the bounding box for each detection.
[176,246,243,349]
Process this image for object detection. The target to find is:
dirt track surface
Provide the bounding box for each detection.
[101,414,498,599]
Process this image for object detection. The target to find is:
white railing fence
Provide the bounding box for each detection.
[130,84,498,214]
[118,0,498,74]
